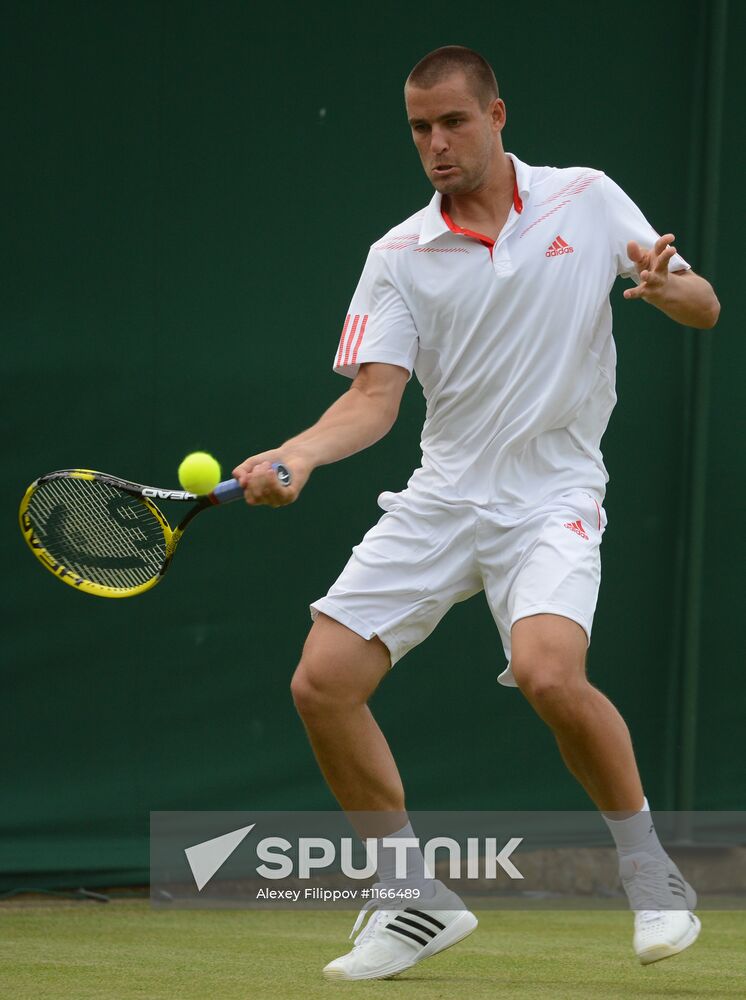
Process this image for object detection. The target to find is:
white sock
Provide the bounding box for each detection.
[602,797,667,860]
[375,822,436,897]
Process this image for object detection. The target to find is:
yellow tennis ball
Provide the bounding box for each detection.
[177,451,221,494]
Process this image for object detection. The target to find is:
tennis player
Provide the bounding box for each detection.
[234,46,719,980]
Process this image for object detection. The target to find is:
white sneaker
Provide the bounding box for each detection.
[322,881,478,981]
[620,852,701,964]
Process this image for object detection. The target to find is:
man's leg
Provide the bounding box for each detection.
[290,611,404,816]
[510,612,699,964]
[292,612,478,981]
[291,611,436,877]
[509,613,643,812]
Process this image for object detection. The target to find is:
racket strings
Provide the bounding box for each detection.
[26,478,167,589]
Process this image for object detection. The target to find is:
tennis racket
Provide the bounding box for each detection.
[18,464,291,598]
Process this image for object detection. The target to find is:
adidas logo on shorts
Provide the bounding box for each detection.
[563,519,589,540]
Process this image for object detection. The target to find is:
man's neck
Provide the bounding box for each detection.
[443,153,516,240]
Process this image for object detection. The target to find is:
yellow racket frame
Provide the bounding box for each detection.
[18,469,179,598]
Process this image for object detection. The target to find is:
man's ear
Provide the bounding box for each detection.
[490,98,506,133]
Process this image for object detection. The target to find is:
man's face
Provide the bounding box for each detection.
[405,72,503,195]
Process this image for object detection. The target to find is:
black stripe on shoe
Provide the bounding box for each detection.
[404,908,446,930]
[394,915,438,938]
[385,922,430,947]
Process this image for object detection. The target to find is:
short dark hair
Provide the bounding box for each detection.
[406,46,499,107]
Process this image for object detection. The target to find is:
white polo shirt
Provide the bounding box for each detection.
[333,153,689,508]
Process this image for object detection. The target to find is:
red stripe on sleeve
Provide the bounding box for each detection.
[336,314,351,368]
[351,314,368,364]
[342,314,360,367]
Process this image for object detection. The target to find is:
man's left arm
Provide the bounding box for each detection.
[623,233,720,329]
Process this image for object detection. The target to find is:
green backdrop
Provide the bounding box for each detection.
[3,0,742,890]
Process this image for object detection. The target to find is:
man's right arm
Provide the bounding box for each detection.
[232,362,410,507]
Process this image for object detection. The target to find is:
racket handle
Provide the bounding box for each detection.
[210,463,292,505]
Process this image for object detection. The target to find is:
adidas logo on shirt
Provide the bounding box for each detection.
[546,235,574,257]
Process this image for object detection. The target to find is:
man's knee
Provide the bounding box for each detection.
[290,613,390,717]
[513,659,584,707]
[289,662,320,717]
[510,615,589,708]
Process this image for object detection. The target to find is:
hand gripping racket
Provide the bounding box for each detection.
[18,464,291,598]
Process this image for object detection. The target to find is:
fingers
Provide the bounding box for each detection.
[232,452,280,487]
[626,240,644,263]
[232,457,297,508]
[624,264,666,298]
[652,236,677,274]
[239,462,286,507]
[627,235,676,273]
[654,233,676,258]
[624,234,677,301]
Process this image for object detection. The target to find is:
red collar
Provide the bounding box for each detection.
[513,178,524,214]
[440,178,523,250]
[441,208,495,250]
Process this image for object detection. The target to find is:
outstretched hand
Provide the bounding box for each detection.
[623,234,678,304]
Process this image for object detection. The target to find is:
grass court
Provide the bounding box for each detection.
[2,901,745,999]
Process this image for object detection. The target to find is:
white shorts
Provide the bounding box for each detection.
[310,486,607,686]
